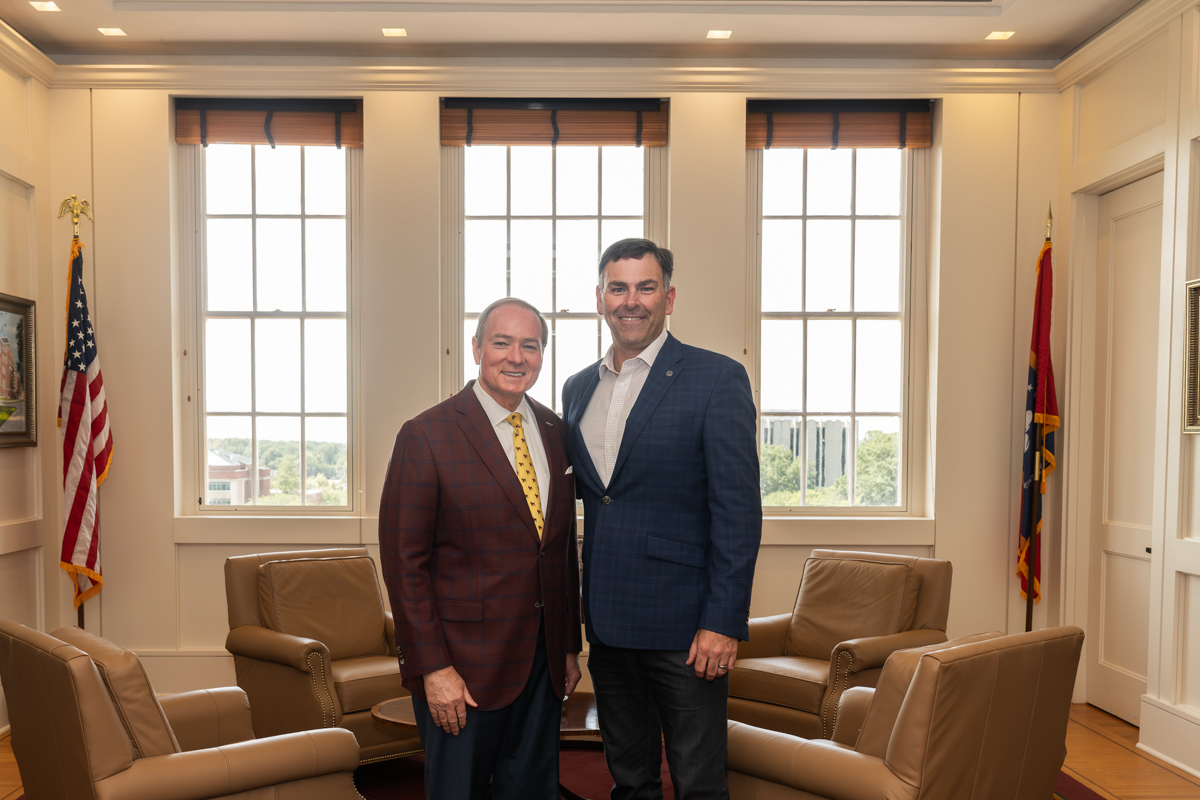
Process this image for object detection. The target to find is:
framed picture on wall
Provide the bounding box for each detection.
[0,292,35,447]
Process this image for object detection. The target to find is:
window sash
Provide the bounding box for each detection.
[181,143,360,514]
[752,147,918,513]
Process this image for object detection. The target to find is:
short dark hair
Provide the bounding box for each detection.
[598,238,674,287]
[474,297,549,347]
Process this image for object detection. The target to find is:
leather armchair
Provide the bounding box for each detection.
[728,549,952,739]
[0,620,362,800]
[727,626,1085,800]
[224,547,422,765]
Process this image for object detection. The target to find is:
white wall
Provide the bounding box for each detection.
[0,22,56,732]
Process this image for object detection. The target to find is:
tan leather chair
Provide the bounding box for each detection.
[0,620,362,800]
[224,547,422,765]
[728,549,952,739]
[727,625,1085,800]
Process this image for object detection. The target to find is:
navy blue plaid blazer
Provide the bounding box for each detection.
[562,333,761,651]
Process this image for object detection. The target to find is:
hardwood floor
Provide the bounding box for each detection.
[1,705,1199,798]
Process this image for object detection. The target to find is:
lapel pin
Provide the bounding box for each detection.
[666,370,674,377]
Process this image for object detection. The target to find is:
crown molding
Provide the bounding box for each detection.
[1054,0,1196,90]
[0,19,55,86]
[47,59,1058,94]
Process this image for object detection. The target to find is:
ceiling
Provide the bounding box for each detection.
[0,0,1148,62]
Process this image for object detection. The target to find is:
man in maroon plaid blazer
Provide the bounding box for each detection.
[380,298,582,800]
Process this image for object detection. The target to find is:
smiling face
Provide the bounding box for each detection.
[471,302,545,411]
[597,253,676,369]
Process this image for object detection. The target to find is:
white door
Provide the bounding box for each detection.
[1086,171,1162,725]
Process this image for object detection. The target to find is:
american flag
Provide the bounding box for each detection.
[59,237,113,608]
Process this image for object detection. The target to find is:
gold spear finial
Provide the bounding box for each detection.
[58,195,93,238]
[1045,202,1053,242]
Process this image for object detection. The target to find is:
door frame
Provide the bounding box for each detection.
[1060,153,1172,705]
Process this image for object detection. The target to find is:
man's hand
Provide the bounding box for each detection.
[685,629,738,681]
[564,653,582,699]
[423,666,478,735]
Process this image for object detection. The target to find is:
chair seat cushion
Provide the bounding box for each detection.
[785,558,923,659]
[728,656,828,713]
[331,655,405,714]
[258,556,390,661]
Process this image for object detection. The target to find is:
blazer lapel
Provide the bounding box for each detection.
[609,333,684,485]
[454,385,541,542]
[531,400,570,548]
[565,363,605,494]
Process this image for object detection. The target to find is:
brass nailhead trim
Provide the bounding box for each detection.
[306,651,336,728]
[821,649,854,739]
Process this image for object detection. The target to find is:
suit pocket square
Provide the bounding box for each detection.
[564,466,574,474]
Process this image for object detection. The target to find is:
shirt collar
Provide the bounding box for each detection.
[599,328,669,377]
[472,379,533,428]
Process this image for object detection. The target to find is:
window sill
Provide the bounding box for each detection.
[760,515,935,546]
[173,515,367,544]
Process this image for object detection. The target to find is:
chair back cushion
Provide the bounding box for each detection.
[225,547,372,629]
[52,626,181,758]
[855,631,1002,758]
[0,621,134,799]
[257,555,390,661]
[784,556,922,659]
[812,549,952,632]
[885,626,1084,800]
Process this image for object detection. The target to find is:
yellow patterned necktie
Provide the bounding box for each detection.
[507,412,544,539]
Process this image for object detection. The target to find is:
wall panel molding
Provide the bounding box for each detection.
[47,61,1058,93]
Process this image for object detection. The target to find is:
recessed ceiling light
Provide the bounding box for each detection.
[382,28,408,37]
[98,28,127,36]
[29,2,61,11]
[707,30,732,39]
[986,31,1015,40]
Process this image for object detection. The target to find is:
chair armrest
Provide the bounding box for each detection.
[94,728,360,800]
[727,721,912,800]
[736,614,791,659]
[225,625,331,672]
[834,629,948,673]
[159,687,255,751]
[830,687,873,747]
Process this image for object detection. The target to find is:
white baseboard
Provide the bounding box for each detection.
[1138,697,1200,779]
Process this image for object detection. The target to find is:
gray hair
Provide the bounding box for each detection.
[474,297,549,347]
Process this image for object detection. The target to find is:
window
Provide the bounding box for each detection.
[755,146,917,510]
[452,144,662,412]
[188,142,356,510]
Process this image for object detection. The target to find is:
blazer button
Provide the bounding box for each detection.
[602,496,611,504]
[534,600,543,608]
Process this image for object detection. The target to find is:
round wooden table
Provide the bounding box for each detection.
[371,691,603,799]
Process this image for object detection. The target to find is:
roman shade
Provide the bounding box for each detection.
[440,97,668,146]
[746,99,932,149]
[175,98,363,148]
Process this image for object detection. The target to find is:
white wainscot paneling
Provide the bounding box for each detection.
[1189,444,1200,541]
[1078,31,1168,164]
[0,548,38,627]
[0,61,26,159]
[1182,573,1200,714]
[177,542,367,649]
[1101,550,1150,679]
[0,171,32,298]
[0,451,34,522]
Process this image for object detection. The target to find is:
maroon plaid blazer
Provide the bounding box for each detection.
[379,383,582,711]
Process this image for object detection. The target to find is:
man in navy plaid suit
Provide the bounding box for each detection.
[562,239,762,800]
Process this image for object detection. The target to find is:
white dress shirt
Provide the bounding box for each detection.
[579,328,669,488]
[472,380,551,508]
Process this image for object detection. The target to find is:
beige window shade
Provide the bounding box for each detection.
[440,98,668,147]
[746,100,932,150]
[175,99,363,148]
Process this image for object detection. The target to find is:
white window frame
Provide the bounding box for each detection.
[747,146,930,517]
[178,142,363,515]
[440,144,668,404]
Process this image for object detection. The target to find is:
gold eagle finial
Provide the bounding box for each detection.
[58,195,93,237]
